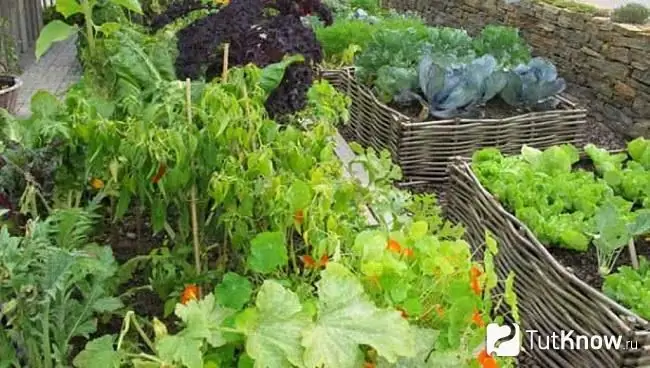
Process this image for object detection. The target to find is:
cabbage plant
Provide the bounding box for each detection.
[414,54,507,118]
[499,57,566,110]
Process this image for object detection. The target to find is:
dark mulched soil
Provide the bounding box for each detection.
[69,210,170,360]
[548,238,650,291]
[388,98,525,121]
[583,118,626,150]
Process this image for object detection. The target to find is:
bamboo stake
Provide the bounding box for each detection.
[185,78,202,284]
[628,238,639,269]
[222,43,230,82]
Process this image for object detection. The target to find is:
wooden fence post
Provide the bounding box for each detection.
[0,0,46,54]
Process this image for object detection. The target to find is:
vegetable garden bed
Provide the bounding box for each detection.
[320,67,586,187]
[445,148,650,368]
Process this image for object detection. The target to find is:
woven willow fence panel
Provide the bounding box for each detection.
[445,157,650,368]
[319,68,586,187]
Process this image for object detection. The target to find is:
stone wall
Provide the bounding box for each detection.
[383,0,650,138]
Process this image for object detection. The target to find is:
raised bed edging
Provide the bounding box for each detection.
[445,156,650,368]
[319,68,587,188]
[0,75,22,114]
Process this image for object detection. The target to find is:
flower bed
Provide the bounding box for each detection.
[445,144,650,367]
[321,67,586,187]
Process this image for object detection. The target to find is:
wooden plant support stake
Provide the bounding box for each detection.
[628,238,639,269]
[222,43,230,82]
[185,78,202,292]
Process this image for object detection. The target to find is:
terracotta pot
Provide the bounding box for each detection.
[0,75,22,114]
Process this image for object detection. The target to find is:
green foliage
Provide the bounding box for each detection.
[611,3,649,24]
[247,232,289,274]
[35,0,143,59]
[473,145,623,252]
[603,257,650,319]
[474,143,650,276]
[0,208,120,368]
[315,20,377,60]
[344,20,537,107]
[472,25,531,67]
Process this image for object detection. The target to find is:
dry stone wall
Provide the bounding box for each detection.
[383,0,650,138]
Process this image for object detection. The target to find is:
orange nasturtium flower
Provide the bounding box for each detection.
[300,255,316,268]
[477,349,498,368]
[300,254,329,269]
[386,238,402,254]
[319,254,329,266]
[470,265,483,295]
[180,284,199,304]
[90,178,104,189]
[294,209,304,224]
[401,248,414,257]
[472,309,485,327]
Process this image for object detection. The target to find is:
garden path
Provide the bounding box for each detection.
[15,36,81,117]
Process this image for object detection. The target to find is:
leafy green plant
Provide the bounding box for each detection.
[589,202,650,275]
[0,206,121,368]
[472,25,531,68]
[603,257,650,319]
[611,3,649,24]
[499,57,566,110]
[586,141,650,207]
[73,227,519,368]
[75,263,418,368]
[472,145,639,251]
[315,19,377,61]
[35,0,144,59]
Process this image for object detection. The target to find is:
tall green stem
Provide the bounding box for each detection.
[42,301,52,368]
[81,0,96,55]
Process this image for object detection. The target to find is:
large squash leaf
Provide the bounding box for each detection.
[156,294,234,368]
[377,327,439,368]
[241,281,312,368]
[302,263,416,368]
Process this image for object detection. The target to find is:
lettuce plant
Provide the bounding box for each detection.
[415,54,507,118]
[499,57,566,110]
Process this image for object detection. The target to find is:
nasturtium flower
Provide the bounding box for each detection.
[180,284,199,304]
[294,209,304,224]
[470,265,483,295]
[300,254,329,268]
[477,349,498,368]
[386,238,401,254]
[300,255,316,267]
[472,309,485,327]
[319,254,329,266]
[401,248,414,257]
[90,178,104,189]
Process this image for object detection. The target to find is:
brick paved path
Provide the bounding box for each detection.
[16,36,81,116]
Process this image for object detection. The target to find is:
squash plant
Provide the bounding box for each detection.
[73,228,518,368]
